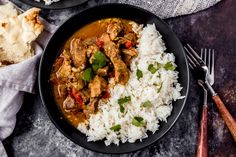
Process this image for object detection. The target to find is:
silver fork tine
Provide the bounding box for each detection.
[208,49,211,70]
[204,48,207,64]
[184,46,200,67]
[201,48,203,59]
[211,50,215,77]
[187,44,201,60]
[187,56,195,69]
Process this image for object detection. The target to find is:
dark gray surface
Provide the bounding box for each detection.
[3,0,236,156]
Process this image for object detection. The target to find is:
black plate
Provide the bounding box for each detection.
[39,4,189,154]
[19,0,88,9]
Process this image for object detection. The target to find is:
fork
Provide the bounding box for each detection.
[184,44,236,142]
[196,49,213,157]
[197,80,208,157]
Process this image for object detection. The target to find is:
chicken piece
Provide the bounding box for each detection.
[98,33,120,58]
[70,38,87,70]
[122,48,138,57]
[63,96,77,112]
[83,37,96,46]
[89,75,107,97]
[97,66,109,77]
[83,98,98,118]
[112,58,129,85]
[103,41,120,58]
[99,33,111,43]
[123,54,132,67]
[86,44,100,63]
[57,84,67,98]
[70,79,84,91]
[87,44,99,58]
[124,33,137,44]
[107,21,123,40]
[56,56,72,81]
[53,56,64,72]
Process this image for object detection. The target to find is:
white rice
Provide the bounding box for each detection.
[77,24,183,145]
[34,0,60,5]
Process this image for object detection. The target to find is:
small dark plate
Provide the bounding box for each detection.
[18,0,88,9]
[39,3,189,154]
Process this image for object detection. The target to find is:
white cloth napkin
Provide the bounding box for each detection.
[0,4,57,155]
[0,0,221,156]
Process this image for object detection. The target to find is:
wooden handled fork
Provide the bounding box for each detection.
[185,45,236,143]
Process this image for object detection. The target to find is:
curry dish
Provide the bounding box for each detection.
[50,18,139,127]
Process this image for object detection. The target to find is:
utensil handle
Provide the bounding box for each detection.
[196,105,208,157]
[212,95,236,141]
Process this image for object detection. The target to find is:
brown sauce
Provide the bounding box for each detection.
[51,18,138,127]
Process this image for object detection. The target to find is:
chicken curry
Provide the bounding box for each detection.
[50,18,139,127]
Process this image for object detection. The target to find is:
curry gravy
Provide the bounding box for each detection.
[51,18,136,127]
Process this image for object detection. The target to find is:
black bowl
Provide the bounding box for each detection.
[18,0,88,9]
[39,3,189,154]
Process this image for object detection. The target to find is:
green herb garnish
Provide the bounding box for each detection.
[132,116,145,127]
[118,96,131,113]
[110,124,121,132]
[136,69,143,80]
[148,64,157,74]
[119,104,125,113]
[157,82,163,93]
[92,51,107,71]
[141,101,152,108]
[164,62,175,71]
[82,68,94,82]
[156,62,162,69]
[118,96,131,105]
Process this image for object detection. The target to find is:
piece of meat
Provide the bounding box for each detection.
[63,96,77,112]
[70,38,87,70]
[86,44,100,64]
[124,33,137,44]
[57,84,67,98]
[83,37,96,46]
[112,58,129,85]
[123,54,132,66]
[83,98,98,118]
[89,75,107,97]
[99,33,119,58]
[97,66,109,77]
[56,56,72,81]
[103,41,120,58]
[87,44,99,58]
[99,33,111,43]
[107,21,123,40]
[122,48,138,57]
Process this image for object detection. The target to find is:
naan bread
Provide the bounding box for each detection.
[0,3,44,67]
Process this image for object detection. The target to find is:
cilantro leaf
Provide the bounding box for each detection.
[136,69,143,80]
[157,82,163,93]
[82,68,94,82]
[92,51,107,71]
[119,104,125,113]
[118,96,131,113]
[118,96,131,105]
[141,101,152,108]
[110,124,121,132]
[148,64,157,74]
[132,116,145,127]
[164,62,175,71]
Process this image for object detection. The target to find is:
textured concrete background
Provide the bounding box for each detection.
[3,0,236,156]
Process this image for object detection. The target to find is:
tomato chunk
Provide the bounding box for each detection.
[125,41,132,49]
